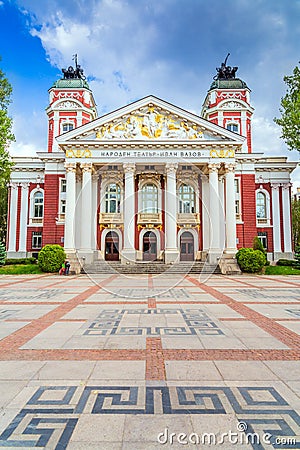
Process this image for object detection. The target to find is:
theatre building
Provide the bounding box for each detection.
[6,60,297,273]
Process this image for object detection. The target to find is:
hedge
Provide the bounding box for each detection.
[5,257,36,265]
[38,245,66,273]
[236,248,266,273]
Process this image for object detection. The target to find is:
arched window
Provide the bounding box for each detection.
[227,123,239,133]
[179,184,195,213]
[141,183,158,213]
[34,192,44,218]
[256,192,267,219]
[105,183,121,213]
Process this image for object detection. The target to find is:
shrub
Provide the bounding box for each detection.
[236,248,266,273]
[5,257,36,265]
[38,245,66,273]
[253,236,267,265]
[0,242,6,266]
[276,259,296,266]
[294,246,300,269]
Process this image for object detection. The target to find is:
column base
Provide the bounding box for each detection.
[208,249,222,265]
[121,248,136,264]
[7,251,27,259]
[274,252,294,261]
[77,250,94,265]
[165,249,180,264]
[64,250,82,274]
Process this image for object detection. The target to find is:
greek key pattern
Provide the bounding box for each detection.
[0,289,66,300]
[83,308,224,336]
[0,386,299,448]
[113,288,191,299]
[0,310,19,320]
[237,289,300,301]
[286,309,300,318]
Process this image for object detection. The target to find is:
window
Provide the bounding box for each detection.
[60,199,66,215]
[181,165,192,171]
[62,123,74,133]
[179,184,195,213]
[227,123,239,133]
[33,192,43,218]
[234,178,241,220]
[258,232,268,250]
[32,232,42,249]
[105,183,121,213]
[256,192,267,219]
[145,165,155,171]
[108,165,118,170]
[61,179,66,193]
[141,183,158,213]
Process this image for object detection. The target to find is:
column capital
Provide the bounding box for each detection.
[8,182,19,189]
[123,163,135,174]
[282,182,292,191]
[65,162,77,173]
[20,182,30,190]
[224,163,236,173]
[80,162,93,173]
[270,182,281,191]
[165,163,178,175]
[207,163,221,173]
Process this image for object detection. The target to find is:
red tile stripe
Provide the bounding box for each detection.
[146,338,166,380]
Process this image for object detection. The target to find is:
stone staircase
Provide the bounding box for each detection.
[82,260,221,275]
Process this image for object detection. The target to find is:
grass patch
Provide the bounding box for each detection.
[0,264,43,275]
[264,265,300,275]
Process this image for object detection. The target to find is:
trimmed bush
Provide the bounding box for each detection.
[236,248,266,273]
[5,257,36,265]
[0,242,6,266]
[277,259,296,266]
[253,236,267,265]
[38,245,66,273]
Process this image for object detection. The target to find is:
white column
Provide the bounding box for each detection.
[64,163,77,251]
[208,163,221,263]
[7,183,18,254]
[218,175,225,250]
[165,163,179,263]
[282,183,292,254]
[18,183,29,255]
[201,175,210,251]
[80,163,93,253]
[224,164,237,254]
[121,163,136,263]
[271,183,282,255]
[92,172,99,251]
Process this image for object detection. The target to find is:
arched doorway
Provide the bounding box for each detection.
[143,231,157,261]
[105,231,119,261]
[180,231,194,261]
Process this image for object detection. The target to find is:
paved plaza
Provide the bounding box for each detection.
[0,272,299,449]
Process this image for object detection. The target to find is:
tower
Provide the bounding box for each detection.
[201,54,254,153]
[46,57,97,152]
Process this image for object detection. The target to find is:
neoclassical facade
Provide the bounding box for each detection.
[6,61,297,272]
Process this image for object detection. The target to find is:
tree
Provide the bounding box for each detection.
[292,198,300,248]
[274,63,300,152]
[0,58,14,242]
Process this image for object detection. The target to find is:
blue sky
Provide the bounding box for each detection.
[1,0,300,184]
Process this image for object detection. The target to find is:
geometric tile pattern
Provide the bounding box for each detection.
[237,289,300,301]
[0,385,299,448]
[112,288,192,298]
[0,289,66,300]
[83,308,224,336]
[286,309,300,318]
[0,310,19,320]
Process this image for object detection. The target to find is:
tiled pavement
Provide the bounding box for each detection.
[0,273,299,449]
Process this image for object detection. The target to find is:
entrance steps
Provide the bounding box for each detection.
[82,261,221,275]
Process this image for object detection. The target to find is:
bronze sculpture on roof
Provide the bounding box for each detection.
[214,53,238,80]
[62,54,86,80]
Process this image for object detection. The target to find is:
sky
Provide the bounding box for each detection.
[1,0,300,186]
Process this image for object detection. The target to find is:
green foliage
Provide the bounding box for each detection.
[294,245,300,269]
[274,63,300,152]
[38,245,66,273]
[276,259,296,266]
[292,199,300,248]
[265,265,300,275]
[236,247,266,273]
[5,257,36,265]
[0,241,6,265]
[0,58,14,242]
[252,236,267,264]
[0,264,43,275]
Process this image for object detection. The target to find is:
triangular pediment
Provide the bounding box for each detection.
[56,95,244,145]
